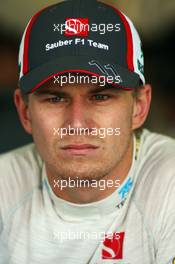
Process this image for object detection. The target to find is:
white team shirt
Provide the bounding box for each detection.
[0,129,175,264]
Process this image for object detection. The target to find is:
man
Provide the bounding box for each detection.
[0,0,175,263]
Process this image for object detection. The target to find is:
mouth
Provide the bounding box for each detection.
[60,144,99,155]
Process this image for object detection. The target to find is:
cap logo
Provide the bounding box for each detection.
[137,59,144,75]
[65,18,89,36]
[137,44,144,74]
[88,60,122,84]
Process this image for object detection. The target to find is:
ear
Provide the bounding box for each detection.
[14,89,32,134]
[132,84,152,130]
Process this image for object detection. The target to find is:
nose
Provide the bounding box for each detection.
[67,95,89,129]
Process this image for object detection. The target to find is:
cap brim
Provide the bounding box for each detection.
[19,55,140,94]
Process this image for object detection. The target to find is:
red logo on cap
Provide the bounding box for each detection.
[102,232,125,260]
[65,18,89,36]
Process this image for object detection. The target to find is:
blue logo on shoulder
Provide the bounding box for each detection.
[118,177,133,199]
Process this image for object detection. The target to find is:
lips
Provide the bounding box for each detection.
[61,144,98,150]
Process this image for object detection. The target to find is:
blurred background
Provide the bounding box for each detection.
[0,0,175,153]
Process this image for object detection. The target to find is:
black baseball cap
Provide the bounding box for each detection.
[18,0,145,94]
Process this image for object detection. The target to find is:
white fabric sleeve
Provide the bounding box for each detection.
[156,207,175,263]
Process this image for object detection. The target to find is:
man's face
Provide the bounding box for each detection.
[24,80,135,181]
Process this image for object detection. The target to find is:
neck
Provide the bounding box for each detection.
[46,136,134,204]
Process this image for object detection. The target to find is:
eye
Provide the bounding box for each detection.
[48,96,65,103]
[91,94,111,101]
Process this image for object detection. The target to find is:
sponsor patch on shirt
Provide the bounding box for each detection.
[102,232,125,260]
[118,177,133,200]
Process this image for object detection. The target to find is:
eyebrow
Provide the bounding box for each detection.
[89,86,123,94]
[33,85,123,96]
